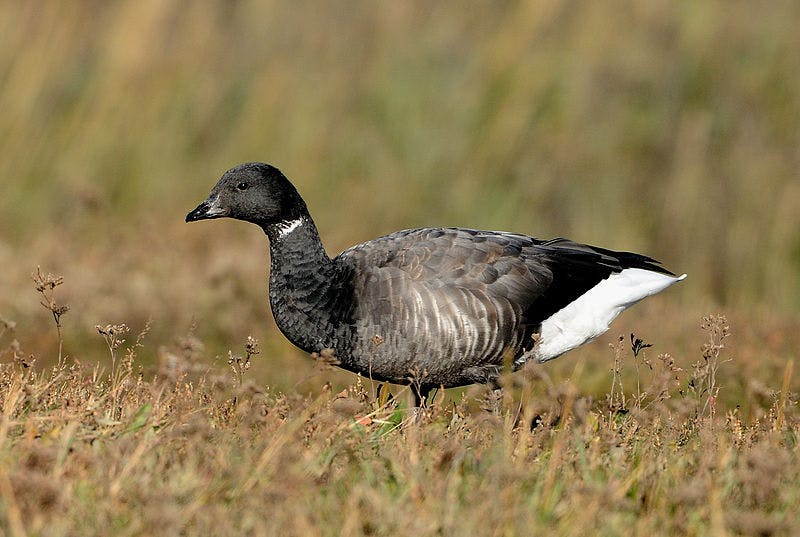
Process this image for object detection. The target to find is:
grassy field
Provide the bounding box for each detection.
[1,1,799,535]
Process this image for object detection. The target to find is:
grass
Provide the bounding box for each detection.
[1,1,800,535]
[0,277,798,536]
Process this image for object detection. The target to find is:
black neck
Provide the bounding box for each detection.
[263,214,330,270]
[262,215,353,357]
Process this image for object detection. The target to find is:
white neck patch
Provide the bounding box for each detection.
[275,217,303,238]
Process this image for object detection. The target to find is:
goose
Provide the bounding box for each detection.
[187,162,685,403]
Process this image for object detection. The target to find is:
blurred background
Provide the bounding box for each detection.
[0,1,798,395]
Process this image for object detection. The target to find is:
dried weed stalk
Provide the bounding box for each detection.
[228,335,260,386]
[689,315,731,419]
[607,335,627,412]
[31,266,69,365]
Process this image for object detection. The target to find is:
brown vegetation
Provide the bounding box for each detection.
[1,274,798,535]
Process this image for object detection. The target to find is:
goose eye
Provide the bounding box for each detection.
[236,182,249,191]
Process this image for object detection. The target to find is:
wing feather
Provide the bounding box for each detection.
[336,227,674,386]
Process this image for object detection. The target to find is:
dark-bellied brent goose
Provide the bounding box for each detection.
[187,162,685,402]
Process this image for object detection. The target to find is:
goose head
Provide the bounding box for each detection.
[186,162,306,227]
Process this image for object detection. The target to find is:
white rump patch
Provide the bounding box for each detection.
[276,218,303,238]
[527,269,686,364]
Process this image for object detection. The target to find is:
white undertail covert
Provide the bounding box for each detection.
[528,268,687,364]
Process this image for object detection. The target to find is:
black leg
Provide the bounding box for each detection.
[411,384,435,408]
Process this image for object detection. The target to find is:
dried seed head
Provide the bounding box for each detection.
[245,336,260,358]
[312,348,341,366]
[95,324,130,350]
[31,266,64,292]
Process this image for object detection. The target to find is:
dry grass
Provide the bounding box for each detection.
[1,274,799,536]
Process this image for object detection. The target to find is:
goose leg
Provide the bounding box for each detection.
[411,383,435,408]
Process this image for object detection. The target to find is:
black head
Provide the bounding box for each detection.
[186,163,307,227]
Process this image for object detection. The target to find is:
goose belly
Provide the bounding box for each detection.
[350,291,524,387]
